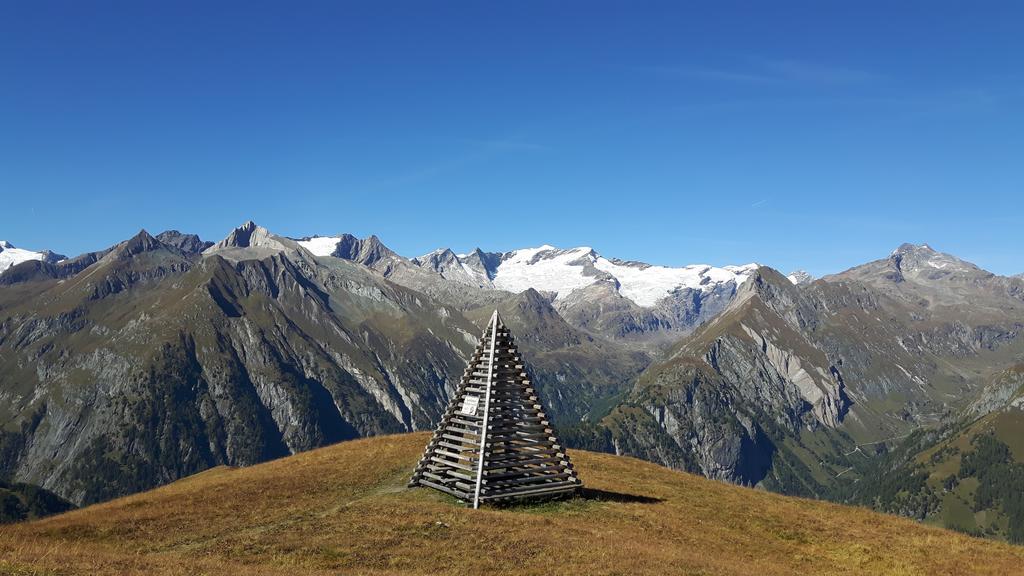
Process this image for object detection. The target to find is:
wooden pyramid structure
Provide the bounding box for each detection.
[409,311,581,507]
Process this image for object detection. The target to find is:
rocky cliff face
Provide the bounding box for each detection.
[603,269,851,490]
[603,252,1024,495]
[605,360,776,485]
[967,364,1024,417]
[0,225,481,505]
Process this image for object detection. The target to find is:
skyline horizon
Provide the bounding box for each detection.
[3,3,1022,280]
[2,217,1018,279]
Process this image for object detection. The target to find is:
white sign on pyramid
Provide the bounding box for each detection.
[409,310,581,508]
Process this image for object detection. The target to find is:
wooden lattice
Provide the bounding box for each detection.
[409,311,581,507]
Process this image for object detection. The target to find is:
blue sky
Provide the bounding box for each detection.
[1,1,1022,277]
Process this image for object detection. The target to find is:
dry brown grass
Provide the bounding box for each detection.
[1,432,1022,575]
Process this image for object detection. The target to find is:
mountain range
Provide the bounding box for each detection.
[1,222,1022,541]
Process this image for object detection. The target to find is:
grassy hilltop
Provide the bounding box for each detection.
[1,432,1022,575]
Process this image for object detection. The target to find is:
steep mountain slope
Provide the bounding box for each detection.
[0,241,65,274]
[2,433,1021,576]
[603,268,853,493]
[0,224,480,505]
[601,245,1024,502]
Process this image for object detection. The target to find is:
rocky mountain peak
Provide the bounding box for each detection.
[155,230,213,255]
[888,242,983,278]
[733,266,798,305]
[0,240,13,249]
[459,249,502,282]
[517,286,554,307]
[211,221,270,249]
[463,248,500,269]
[38,250,65,261]
[108,230,167,260]
[409,246,496,288]
[786,270,814,285]
[890,242,935,257]
[412,248,459,268]
[358,235,396,265]
[203,221,296,258]
[830,243,992,287]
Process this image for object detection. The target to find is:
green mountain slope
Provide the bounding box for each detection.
[861,365,1024,541]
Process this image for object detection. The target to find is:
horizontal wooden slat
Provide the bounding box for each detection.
[483,471,574,485]
[478,481,578,501]
[483,456,568,470]
[416,479,471,500]
[429,456,475,472]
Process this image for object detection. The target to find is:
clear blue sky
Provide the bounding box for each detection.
[2,1,1022,276]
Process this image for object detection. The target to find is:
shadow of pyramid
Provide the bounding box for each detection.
[575,487,663,504]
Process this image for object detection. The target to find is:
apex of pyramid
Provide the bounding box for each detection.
[487,309,508,332]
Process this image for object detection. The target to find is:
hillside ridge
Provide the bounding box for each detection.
[1,433,1022,575]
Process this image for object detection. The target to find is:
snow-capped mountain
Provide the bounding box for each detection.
[0,240,65,273]
[412,244,758,309]
[787,270,814,285]
[291,233,762,342]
